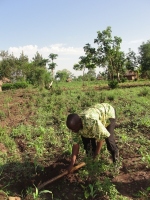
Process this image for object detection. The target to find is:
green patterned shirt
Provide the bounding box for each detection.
[72,103,115,144]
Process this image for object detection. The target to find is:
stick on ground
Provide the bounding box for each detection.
[37,162,86,190]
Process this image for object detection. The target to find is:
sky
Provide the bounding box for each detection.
[0,0,150,76]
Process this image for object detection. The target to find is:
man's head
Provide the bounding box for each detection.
[66,113,82,133]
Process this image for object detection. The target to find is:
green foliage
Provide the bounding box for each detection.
[107,94,115,101]
[138,40,150,78]
[82,178,127,200]
[0,81,150,199]
[52,87,62,95]
[138,87,149,96]
[137,186,150,200]
[55,69,74,81]
[0,111,6,120]
[2,81,28,90]
[126,49,138,71]
[108,80,119,89]
[32,184,53,200]
[120,77,127,83]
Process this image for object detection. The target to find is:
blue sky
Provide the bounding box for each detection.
[0,0,150,76]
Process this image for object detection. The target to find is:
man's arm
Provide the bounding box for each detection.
[68,143,79,172]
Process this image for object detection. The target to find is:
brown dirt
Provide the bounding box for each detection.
[0,89,150,200]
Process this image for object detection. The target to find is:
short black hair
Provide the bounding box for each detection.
[66,113,80,128]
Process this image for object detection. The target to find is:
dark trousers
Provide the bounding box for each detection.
[81,118,118,162]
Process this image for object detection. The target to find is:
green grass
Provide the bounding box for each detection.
[0,80,150,199]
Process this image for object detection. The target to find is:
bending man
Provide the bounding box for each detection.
[66,103,119,172]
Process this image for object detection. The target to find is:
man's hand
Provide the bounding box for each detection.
[67,163,74,173]
[67,144,79,173]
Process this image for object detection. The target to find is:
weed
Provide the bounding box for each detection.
[0,81,150,199]
[138,87,149,96]
[32,184,53,200]
[108,80,119,89]
[137,186,150,200]
[107,94,115,101]
[0,111,6,120]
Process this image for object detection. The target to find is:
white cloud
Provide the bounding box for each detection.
[8,44,84,60]
[128,39,144,44]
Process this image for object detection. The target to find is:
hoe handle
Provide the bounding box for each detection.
[37,162,86,190]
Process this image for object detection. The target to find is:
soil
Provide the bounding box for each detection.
[0,89,150,200]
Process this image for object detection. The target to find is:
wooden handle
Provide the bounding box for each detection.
[37,162,86,190]
[70,162,86,172]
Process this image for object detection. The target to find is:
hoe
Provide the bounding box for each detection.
[37,162,86,190]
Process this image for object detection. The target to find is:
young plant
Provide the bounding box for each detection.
[32,184,53,200]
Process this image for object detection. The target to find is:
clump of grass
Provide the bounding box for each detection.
[138,87,149,96]
[107,95,115,101]
[0,111,6,120]
[108,80,118,89]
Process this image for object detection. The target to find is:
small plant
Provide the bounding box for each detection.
[141,151,150,167]
[107,94,115,101]
[0,111,6,120]
[82,183,97,199]
[99,92,106,103]
[138,186,150,200]
[108,80,118,89]
[138,87,149,96]
[96,178,120,200]
[32,184,53,199]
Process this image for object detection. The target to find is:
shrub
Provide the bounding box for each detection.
[13,82,29,89]
[138,87,149,96]
[108,80,118,89]
[0,111,6,120]
[121,77,127,83]
[2,82,28,90]
[2,83,14,90]
[107,95,115,101]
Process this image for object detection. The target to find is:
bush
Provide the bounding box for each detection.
[107,95,115,101]
[108,80,118,89]
[138,87,149,96]
[121,77,127,83]
[2,82,29,90]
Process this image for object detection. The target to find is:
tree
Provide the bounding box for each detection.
[114,51,126,81]
[126,49,138,71]
[86,69,96,81]
[138,40,150,78]
[73,56,87,76]
[0,59,11,79]
[94,26,124,80]
[48,53,58,77]
[48,62,57,76]
[0,50,9,60]
[0,52,18,79]
[13,51,29,81]
[55,69,73,81]
[32,51,48,68]
[73,43,96,84]
[28,67,51,88]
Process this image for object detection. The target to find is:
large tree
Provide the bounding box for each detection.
[126,49,138,71]
[0,52,18,79]
[73,43,96,83]
[138,40,150,78]
[94,26,124,80]
[48,53,58,77]
[32,51,48,68]
[29,67,51,88]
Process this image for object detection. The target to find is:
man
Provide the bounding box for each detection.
[66,103,119,172]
